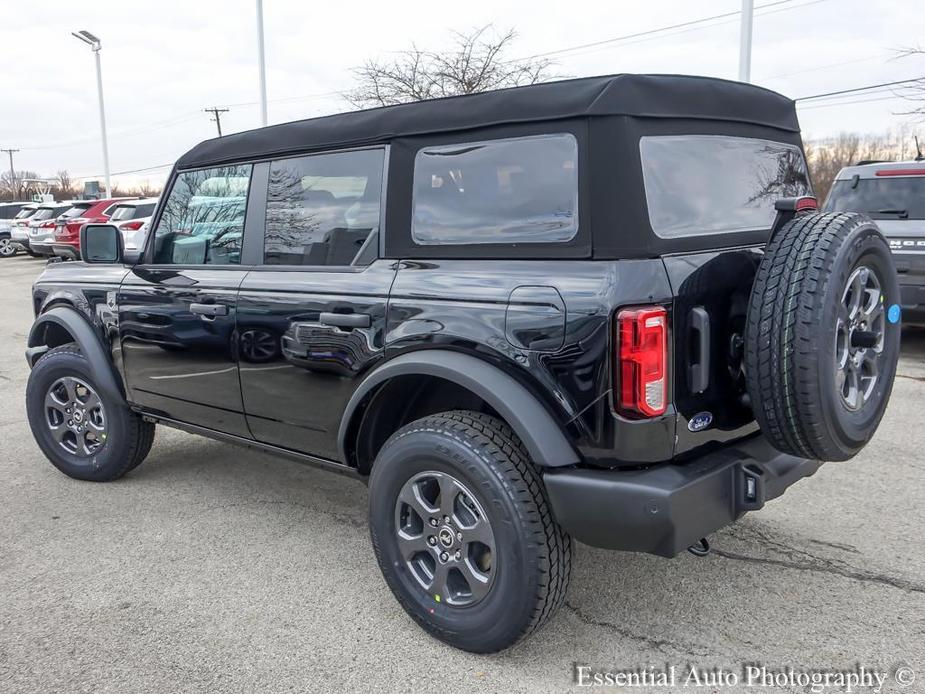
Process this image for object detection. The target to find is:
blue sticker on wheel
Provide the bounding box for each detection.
[888,304,901,324]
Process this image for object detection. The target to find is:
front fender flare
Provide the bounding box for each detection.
[26,306,126,406]
[337,350,581,468]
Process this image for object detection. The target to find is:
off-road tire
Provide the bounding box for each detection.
[368,410,571,653]
[26,343,155,481]
[745,212,900,461]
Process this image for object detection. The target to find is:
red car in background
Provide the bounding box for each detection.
[51,197,133,260]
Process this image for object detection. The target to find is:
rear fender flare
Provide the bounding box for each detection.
[337,350,581,468]
[26,306,126,406]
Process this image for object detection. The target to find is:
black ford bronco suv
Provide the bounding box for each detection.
[25,74,901,653]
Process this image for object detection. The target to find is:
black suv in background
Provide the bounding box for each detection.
[24,74,901,653]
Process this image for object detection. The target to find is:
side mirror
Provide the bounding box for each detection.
[80,223,123,264]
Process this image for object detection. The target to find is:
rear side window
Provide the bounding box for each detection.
[264,148,384,266]
[411,133,579,245]
[825,176,925,220]
[640,135,811,238]
[0,205,24,220]
[14,207,37,220]
[151,165,251,265]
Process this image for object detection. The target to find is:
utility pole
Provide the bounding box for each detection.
[738,0,754,83]
[204,107,230,137]
[255,0,268,126]
[1,148,18,196]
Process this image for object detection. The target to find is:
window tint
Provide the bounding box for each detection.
[412,134,579,246]
[825,176,925,220]
[264,148,383,266]
[640,135,811,238]
[134,203,157,218]
[151,165,251,265]
[14,207,37,220]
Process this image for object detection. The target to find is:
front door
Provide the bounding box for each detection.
[118,163,254,437]
[236,147,392,461]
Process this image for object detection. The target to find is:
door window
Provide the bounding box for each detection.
[263,148,384,266]
[150,164,252,265]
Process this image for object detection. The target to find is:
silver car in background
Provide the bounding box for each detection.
[824,159,925,323]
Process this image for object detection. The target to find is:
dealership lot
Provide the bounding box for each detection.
[0,255,923,693]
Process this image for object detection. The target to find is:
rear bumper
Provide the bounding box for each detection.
[543,435,821,557]
[29,242,53,256]
[51,243,80,260]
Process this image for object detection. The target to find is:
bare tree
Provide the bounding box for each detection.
[0,169,39,201]
[804,133,895,201]
[894,46,925,118]
[55,170,74,198]
[347,26,554,108]
[131,180,161,198]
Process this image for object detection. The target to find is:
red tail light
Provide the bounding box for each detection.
[120,220,144,230]
[794,196,817,211]
[41,221,56,228]
[875,168,925,176]
[615,306,668,418]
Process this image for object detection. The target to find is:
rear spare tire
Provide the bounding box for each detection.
[745,212,900,461]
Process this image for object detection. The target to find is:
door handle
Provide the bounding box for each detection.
[190,303,228,318]
[689,306,711,394]
[319,312,371,329]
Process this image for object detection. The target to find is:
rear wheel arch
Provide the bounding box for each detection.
[338,350,581,474]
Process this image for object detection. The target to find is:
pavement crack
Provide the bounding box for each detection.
[563,601,714,657]
[711,548,925,595]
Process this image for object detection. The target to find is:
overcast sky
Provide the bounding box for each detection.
[3,0,923,189]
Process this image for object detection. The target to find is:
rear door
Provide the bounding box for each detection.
[638,133,814,455]
[118,164,253,436]
[236,148,394,462]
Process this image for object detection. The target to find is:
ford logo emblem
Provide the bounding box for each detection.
[688,412,713,432]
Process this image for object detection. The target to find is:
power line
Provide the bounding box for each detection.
[514,0,828,62]
[795,76,925,101]
[204,107,230,137]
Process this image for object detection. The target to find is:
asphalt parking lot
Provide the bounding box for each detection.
[0,255,923,694]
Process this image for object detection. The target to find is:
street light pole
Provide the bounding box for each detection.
[255,0,268,126]
[738,0,754,83]
[72,31,112,197]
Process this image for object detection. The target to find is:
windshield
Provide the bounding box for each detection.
[824,176,925,220]
[109,203,156,221]
[60,204,93,219]
[30,208,57,221]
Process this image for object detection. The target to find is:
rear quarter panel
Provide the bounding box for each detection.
[387,258,675,466]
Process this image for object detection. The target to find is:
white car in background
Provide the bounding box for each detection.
[8,203,41,254]
[108,197,159,251]
[0,202,33,257]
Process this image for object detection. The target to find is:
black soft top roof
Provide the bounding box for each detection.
[176,73,799,169]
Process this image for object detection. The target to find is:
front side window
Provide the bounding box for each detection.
[412,133,579,245]
[264,148,384,266]
[640,135,811,238]
[151,165,251,265]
